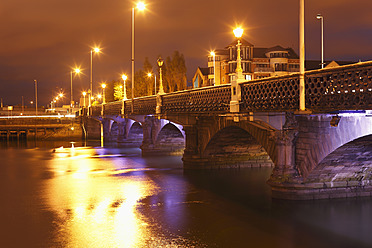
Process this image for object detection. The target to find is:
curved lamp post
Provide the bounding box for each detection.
[90,47,101,106]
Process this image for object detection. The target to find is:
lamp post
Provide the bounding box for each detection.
[233,27,244,82]
[299,0,305,111]
[316,14,324,69]
[147,72,156,95]
[82,91,87,107]
[34,79,38,115]
[210,51,216,86]
[121,74,128,100]
[131,2,146,113]
[230,27,244,114]
[101,83,106,104]
[157,57,164,94]
[90,47,101,107]
[70,68,80,108]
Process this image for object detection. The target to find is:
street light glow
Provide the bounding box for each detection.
[74,68,81,74]
[93,47,101,53]
[101,83,106,89]
[147,72,152,77]
[233,27,244,38]
[82,91,87,96]
[122,74,127,81]
[137,2,146,11]
[210,51,215,57]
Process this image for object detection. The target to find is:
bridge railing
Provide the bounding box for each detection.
[240,74,299,112]
[305,61,372,112]
[161,85,231,114]
[89,61,372,117]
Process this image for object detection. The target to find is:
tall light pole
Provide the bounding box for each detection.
[157,57,164,94]
[131,2,146,113]
[34,79,38,115]
[299,0,305,111]
[70,68,81,108]
[317,14,324,69]
[210,51,216,86]
[90,47,101,106]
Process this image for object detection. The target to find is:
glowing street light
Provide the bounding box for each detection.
[90,46,101,106]
[147,72,156,95]
[82,91,87,106]
[101,83,107,104]
[157,57,164,94]
[210,51,216,86]
[121,74,128,100]
[70,68,81,107]
[230,27,244,114]
[316,14,324,69]
[233,27,244,81]
[131,1,146,112]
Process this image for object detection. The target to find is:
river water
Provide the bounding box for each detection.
[0,141,372,248]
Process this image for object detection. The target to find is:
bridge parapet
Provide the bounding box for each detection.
[305,61,372,112]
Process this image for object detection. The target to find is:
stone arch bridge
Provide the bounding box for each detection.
[85,61,372,200]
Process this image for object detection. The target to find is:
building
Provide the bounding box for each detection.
[193,39,300,88]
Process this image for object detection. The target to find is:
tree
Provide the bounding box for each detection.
[163,51,187,93]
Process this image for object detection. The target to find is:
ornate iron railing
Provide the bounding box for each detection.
[305,62,372,112]
[88,61,372,117]
[162,85,231,114]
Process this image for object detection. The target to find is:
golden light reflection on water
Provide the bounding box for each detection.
[46,148,158,247]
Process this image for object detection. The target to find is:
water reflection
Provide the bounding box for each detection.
[46,147,158,247]
[1,144,372,247]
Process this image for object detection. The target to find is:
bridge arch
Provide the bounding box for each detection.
[305,134,372,186]
[203,125,274,167]
[296,114,372,179]
[154,122,185,153]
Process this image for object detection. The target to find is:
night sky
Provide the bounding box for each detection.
[1,0,372,106]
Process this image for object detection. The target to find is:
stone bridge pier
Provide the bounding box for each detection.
[180,112,372,200]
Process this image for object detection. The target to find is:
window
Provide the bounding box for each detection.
[274,63,288,71]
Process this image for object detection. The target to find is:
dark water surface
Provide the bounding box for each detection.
[0,141,371,247]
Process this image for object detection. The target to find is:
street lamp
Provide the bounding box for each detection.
[34,79,38,115]
[131,1,146,112]
[70,68,81,108]
[147,72,156,95]
[233,27,244,82]
[82,91,87,107]
[90,46,101,106]
[299,0,305,111]
[317,14,324,69]
[229,27,244,114]
[210,51,216,86]
[157,57,164,94]
[101,83,106,104]
[121,74,128,100]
